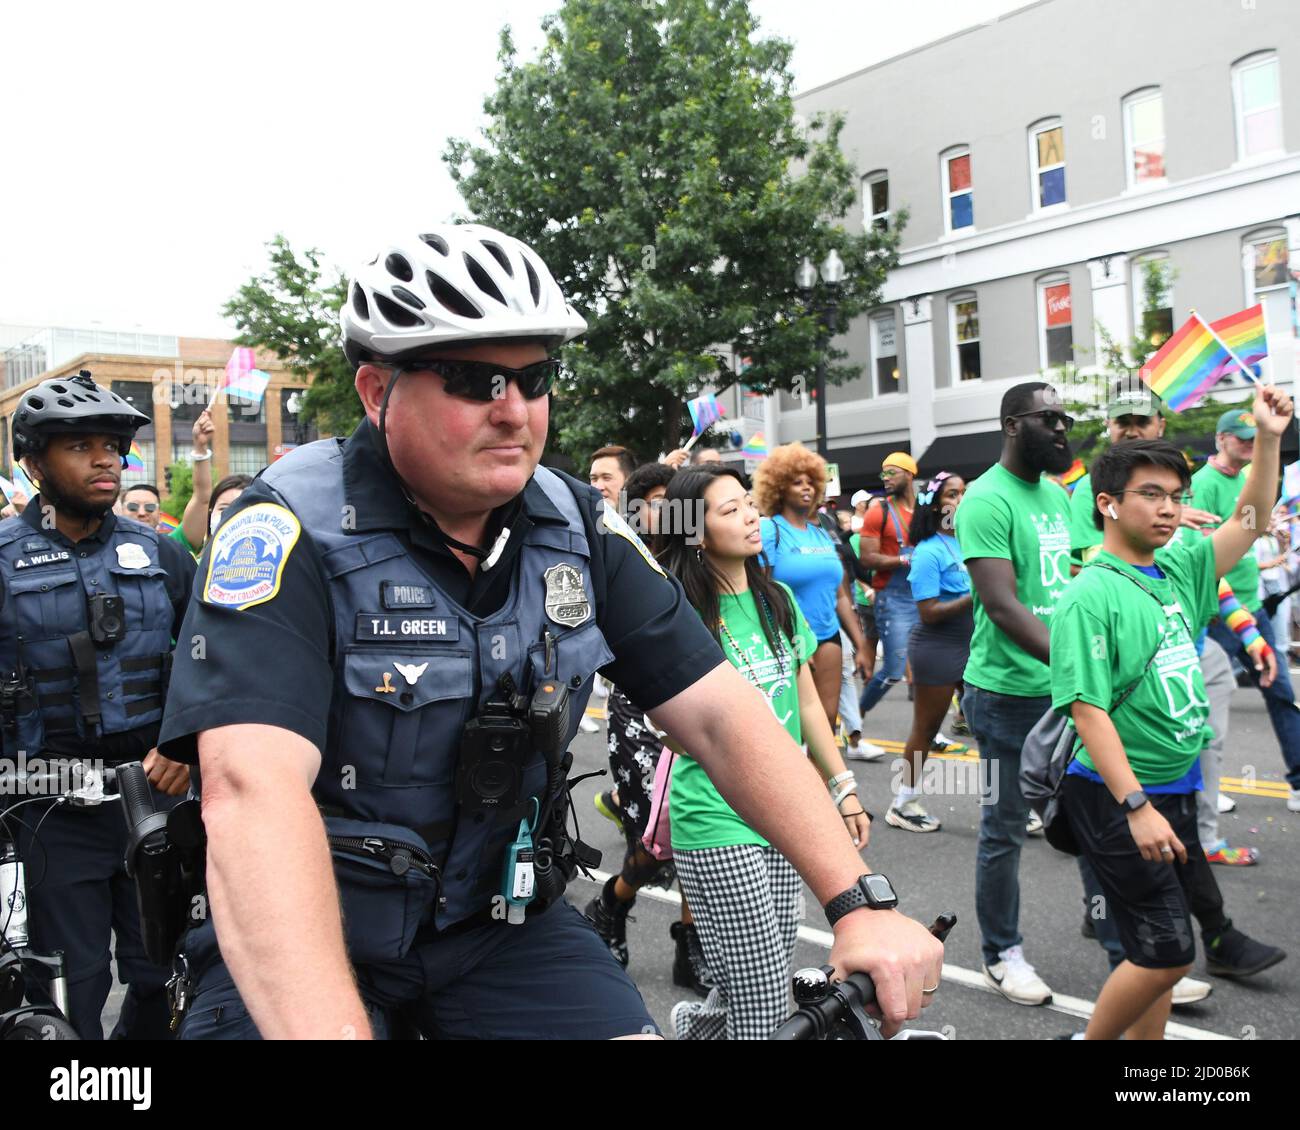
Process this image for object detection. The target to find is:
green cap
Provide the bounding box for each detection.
[1105,384,1162,420]
[1215,408,1257,439]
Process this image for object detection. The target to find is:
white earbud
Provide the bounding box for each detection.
[1107,504,1119,520]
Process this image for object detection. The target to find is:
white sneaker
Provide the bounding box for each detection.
[1217,792,1237,814]
[579,714,600,733]
[669,999,702,1039]
[845,738,887,762]
[982,945,1053,1005]
[1025,810,1044,836]
[1289,788,1300,813]
[886,799,941,833]
[1171,976,1212,1006]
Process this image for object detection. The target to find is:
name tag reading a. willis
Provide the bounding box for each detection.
[356,613,460,642]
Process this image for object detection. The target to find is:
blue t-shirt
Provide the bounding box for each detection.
[760,515,843,640]
[908,533,970,602]
[1066,559,1202,794]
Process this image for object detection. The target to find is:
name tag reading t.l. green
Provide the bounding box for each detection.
[356,614,460,642]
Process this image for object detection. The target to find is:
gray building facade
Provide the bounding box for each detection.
[787,0,1300,490]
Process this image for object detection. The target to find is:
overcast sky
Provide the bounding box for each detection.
[0,0,1029,339]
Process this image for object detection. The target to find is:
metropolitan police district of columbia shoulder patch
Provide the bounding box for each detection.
[600,501,666,578]
[204,503,302,610]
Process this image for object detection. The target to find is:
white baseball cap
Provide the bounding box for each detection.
[850,489,870,507]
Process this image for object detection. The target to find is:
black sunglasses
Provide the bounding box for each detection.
[412,358,560,402]
[1009,409,1075,432]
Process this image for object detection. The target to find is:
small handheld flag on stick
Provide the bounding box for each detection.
[1192,308,1260,387]
[209,347,265,410]
[682,394,726,452]
[742,432,768,459]
[1207,304,1268,382]
[125,441,145,473]
[1139,314,1234,412]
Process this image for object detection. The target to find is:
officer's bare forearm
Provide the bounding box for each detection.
[649,663,867,903]
[199,724,369,1039]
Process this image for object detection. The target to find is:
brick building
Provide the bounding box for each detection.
[0,325,319,493]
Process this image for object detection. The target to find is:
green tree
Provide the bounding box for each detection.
[162,460,194,523]
[445,0,901,463]
[222,235,357,437]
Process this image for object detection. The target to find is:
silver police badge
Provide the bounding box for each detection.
[543,563,591,627]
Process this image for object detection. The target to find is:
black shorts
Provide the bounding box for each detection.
[815,634,841,649]
[1062,775,1198,970]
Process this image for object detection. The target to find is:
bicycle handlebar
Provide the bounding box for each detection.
[770,911,957,1041]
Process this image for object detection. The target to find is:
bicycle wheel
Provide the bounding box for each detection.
[2,1011,80,1040]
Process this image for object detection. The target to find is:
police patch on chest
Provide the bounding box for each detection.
[543,563,591,626]
[380,581,435,610]
[13,549,71,570]
[356,613,459,641]
[116,543,151,570]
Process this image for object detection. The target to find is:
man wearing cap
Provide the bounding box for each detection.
[1070,385,1223,568]
[1193,408,1300,813]
[857,453,921,726]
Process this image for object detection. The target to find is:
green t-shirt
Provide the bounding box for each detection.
[1190,461,1259,609]
[669,582,816,851]
[955,463,1073,697]
[1068,472,1103,563]
[168,523,200,560]
[848,533,869,606]
[1050,535,1219,784]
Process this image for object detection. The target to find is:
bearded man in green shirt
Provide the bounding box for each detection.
[1052,383,1292,1040]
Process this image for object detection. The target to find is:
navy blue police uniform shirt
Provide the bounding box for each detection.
[158,420,725,763]
[6,498,196,760]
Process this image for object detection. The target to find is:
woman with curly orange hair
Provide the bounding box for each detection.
[755,443,872,733]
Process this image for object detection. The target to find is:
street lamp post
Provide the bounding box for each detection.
[795,250,847,459]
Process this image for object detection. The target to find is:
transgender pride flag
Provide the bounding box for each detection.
[219,347,271,407]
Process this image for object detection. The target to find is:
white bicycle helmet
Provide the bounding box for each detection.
[340,223,588,366]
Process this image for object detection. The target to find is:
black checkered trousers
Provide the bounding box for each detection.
[672,844,802,1039]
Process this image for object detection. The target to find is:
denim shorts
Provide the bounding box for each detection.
[1063,775,1197,970]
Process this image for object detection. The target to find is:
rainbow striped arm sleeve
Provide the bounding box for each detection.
[1218,577,1271,662]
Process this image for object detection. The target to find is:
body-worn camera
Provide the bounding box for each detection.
[455,674,572,812]
[88,594,126,645]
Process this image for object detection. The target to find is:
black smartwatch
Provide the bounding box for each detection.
[823,873,899,926]
[1120,790,1149,813]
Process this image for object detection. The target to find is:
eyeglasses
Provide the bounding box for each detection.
[880,468,907,479]
[1114,488,1194,506]
[124,502,158,513]
[1010,410,1075,432]
[411,358,560,402]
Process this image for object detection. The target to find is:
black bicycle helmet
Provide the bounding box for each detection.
[12,370,151,464]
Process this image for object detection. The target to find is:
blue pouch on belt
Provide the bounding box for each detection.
[323,816,442,965]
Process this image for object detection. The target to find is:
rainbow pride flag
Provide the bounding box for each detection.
[1209,303,1268,380]
[687,394,725,436]
[156,511,181,535]
[125,441,145,472]
[1139,314,1233,412]
[742,432,768,459]
[1060,458,1086,493]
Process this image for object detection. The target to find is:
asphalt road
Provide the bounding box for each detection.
[100,676,1298,1041]
[565,677,1299,1042]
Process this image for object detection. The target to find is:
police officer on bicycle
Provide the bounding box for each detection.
[1,372,195,1038]
[157,224,944,1038]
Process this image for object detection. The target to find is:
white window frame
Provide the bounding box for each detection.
[1130,253,1174,344]
[1122,87,1166,191]
[862,170,889,232]
[1232,51,1284,163]
[1028,118,1067,214]
[869,309,901,397]
[1036,273,1074,371]
[948,292,981,383]
[940,146,974,236]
